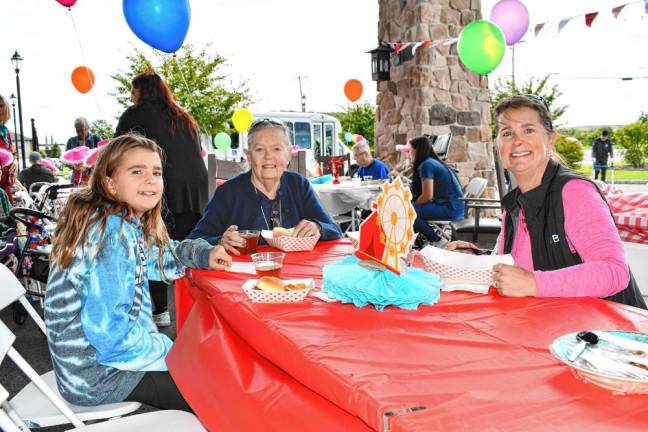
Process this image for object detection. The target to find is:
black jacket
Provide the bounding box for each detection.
[17,164,56,191]
[502,160,645,309]
[591,138,614,164]
[115,102,208,216]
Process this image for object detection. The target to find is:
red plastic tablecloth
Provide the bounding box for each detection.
[168,240,648,431]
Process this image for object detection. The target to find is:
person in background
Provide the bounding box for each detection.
[46,133,231,411]
[66,117,101,150]
[409,135,464,248]
[188,118,341,252]
[18,151,56,191]
[448,95,644,308]
[115,69,208,328]
[352,140,389,180]
[0,95,16,203]
[592,130,614,182]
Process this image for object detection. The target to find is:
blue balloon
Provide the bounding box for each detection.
[123,0,191,54]
[344,132,353,143]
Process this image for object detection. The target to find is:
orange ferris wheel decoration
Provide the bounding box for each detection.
[355,177,416,275]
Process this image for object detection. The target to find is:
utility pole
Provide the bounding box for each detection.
[296,76,307,112]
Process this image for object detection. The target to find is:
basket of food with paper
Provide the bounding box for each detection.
[261,227,319,252]
[242,277,314,303]
[550,330,648,394]
[413,245,514,293]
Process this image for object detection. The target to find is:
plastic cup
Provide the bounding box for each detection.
[363,175,373,182]
[236,230,260,254]
[251,252,285,278]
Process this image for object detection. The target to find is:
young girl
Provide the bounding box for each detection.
[45,133,231,411]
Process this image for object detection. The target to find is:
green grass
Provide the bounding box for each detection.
[577,166,648,180]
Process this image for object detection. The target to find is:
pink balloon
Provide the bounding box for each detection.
[290,145,300,157]
[489,0,529,46]
[56,0,78,7]
[355,135,366,143]
[395,144,411,153]
[200,145,207,158]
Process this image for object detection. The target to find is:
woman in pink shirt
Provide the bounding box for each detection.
[450,95,644,308]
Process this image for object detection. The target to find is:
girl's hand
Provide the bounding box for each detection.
[293,219,320,238]
[209,245,232,270]
[219,225,245,255]
[491,264,537,297]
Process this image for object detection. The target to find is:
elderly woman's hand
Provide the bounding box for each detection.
[208,245,232,270]
[491,263,537,297]
[293,220,321,238]
[218,225,245,256]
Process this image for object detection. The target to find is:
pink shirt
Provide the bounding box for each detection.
[498,179,629,298]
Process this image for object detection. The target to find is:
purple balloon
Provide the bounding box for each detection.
[489,0,529,46]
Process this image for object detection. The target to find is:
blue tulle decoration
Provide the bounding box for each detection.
[322,256,441,311]
[309,174,333,184]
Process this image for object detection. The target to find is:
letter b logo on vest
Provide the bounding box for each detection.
[551,234,560,243]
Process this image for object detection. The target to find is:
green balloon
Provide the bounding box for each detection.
[458,20,506,75]
[213,132,232,151]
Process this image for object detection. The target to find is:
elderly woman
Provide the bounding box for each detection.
[449,95,644,308]
[188,119,341,253]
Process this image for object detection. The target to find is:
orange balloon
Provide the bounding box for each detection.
[344,79,363,102]
[71,66,95,94]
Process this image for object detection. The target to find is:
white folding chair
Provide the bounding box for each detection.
[0,264,142,428]
[0,319,205,431]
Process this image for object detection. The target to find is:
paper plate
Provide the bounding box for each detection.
[550,330,648,394]
[261,230,319,252]
[242,278,314,303]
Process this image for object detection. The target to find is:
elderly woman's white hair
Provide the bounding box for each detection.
[247,119,291,149]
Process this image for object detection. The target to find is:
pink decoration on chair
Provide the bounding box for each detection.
[97,139,111,148]
[61,146,90,166]
[40,158,57,172]
[84,148,102,167]
[0,149,14,168]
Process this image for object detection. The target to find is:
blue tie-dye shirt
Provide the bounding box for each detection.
[44,214,212,406]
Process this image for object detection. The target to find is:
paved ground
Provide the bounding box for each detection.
[0,290,177,431]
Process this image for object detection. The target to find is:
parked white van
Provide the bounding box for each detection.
[237,111,354,164]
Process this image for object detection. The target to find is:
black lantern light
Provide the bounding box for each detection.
[11,50,27,170]
[367,41,393,82]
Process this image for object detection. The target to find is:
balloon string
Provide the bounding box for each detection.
[171,53,206,135]
[68,8,103,117]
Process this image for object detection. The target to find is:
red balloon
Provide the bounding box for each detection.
[56,0,77,6]
[71,66,95,94]
[344,79,363,102]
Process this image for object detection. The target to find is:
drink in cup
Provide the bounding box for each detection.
[251,252,285,278]
[236,230,260,254]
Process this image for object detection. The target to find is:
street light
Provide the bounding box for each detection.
[11,50,26,170]
[8,94,19,169]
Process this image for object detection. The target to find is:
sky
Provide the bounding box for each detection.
[2,0,647,144]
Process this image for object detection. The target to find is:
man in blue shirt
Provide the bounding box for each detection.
[352,141,389,180]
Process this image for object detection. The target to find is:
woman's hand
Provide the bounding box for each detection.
[446,241,478,255]
[218,225,245,255]
[293,220,321,238]
[208,245,232,270]
[491,264,537,297]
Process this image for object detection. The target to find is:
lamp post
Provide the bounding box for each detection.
[9,94,19,170]
[296,75,307,112]
[11,51,26,170]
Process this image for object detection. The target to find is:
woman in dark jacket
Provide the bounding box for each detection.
[115,69,208,327]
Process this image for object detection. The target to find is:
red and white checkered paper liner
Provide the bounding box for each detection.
[261,230,320,252]
[602,187,648,245]
[242,278,314,303]
[415,252,493,285]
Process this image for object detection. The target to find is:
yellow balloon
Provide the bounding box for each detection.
[232,108,254,132]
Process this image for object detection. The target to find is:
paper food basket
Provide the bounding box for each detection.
[261,230,319,252]
[242,278,314,303]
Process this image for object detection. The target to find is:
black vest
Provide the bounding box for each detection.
[502,161,646,309]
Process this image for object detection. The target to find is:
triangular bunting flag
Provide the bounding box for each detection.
[585,12,599,27]
[411,39,430,56]
[612,4,627,18]
[558,17,572,33]
[534,23,545,37]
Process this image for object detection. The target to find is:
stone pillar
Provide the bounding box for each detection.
[376,0,498,196]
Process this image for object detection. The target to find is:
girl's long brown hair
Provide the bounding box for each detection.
[51,133,171,270]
